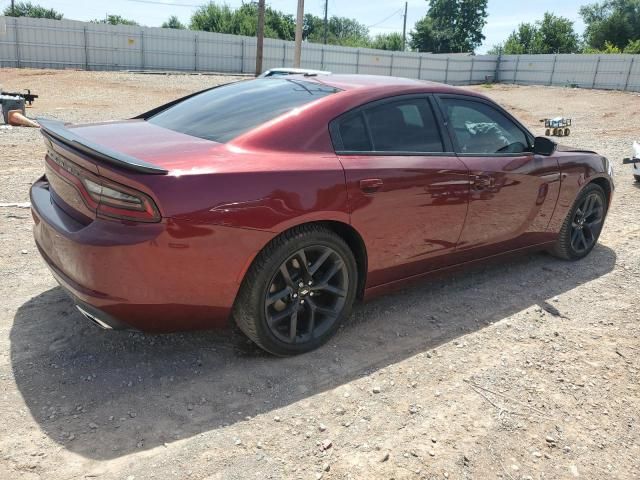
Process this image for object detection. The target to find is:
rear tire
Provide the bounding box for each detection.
[551,183,607,260]
[634,175,640,183]
[233,224,358,356]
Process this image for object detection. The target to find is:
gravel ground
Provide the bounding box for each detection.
[0,69,639,480]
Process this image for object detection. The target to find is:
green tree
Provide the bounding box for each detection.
[190,3,369,46]
[410,0,488,53]
[325,16,370,47]
[369,32,404,51]
[190,3,234,33]
[503,22,540,54]
[303,15,370,47]
[162,15,186,29]
[535,12,580,53]
[625,39,640,53]
[410,16,437,51]
[190,2,295,39]
[580,0,640,51]
[494,13,579,54]
[3,1,63,19]
[584,40,623,52]
[93,15,139,26]
[302,13,323,41]
[487,43,504,55]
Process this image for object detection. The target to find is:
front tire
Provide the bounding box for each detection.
[233,225,358,356]
[634,175,640,183]
[551,183,607,260]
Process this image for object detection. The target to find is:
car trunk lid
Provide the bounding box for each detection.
[39,119,225,224]
[40,118,226,174]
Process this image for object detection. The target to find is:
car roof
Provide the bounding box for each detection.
[230,75,492,153]
[297,74,480,96]
[265,68,331,75]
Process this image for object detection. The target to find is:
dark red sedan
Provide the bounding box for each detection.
[31,75,613,355]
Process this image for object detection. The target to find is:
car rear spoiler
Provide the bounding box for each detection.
[37,118,168,175]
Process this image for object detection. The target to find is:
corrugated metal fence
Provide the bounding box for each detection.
[498,54,640,91]
[1,16,639,92]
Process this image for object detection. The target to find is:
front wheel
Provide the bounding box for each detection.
[233,225,358,356]
[634,175,640,183]
[551,183,607,260]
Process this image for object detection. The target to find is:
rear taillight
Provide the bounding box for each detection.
[82,176,161,223]
[46,153,161,223]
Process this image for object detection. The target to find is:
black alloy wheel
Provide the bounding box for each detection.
[569,191,605,255]
[264,246,349,344]
[552,183,607,260]
[233,225,357,356]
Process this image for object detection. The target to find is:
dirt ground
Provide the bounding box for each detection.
[0,69,639,480]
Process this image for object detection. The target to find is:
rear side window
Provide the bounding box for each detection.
[339,113,372,151]
[365,99,443,152]
[148,79,338,143]
[334,97,444,153]
[440,98,529,154]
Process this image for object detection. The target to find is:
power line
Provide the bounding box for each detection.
[367,8,403,28]
[370,25,404,31]
[126,0,202,7]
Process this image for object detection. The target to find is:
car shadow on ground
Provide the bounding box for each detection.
[11,245,616,460]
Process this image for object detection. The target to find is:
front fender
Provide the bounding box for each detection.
[547,152,612,233]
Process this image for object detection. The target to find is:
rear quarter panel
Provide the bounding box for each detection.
[146,153,350,317]
[152,152,350,231]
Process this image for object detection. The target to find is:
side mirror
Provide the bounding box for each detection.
[622,157,638,165]
[533,136,557,156]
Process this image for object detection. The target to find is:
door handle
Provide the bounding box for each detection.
[359,178,384,193]
[472,175,494,190]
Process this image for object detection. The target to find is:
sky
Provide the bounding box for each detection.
[0,0,588,53]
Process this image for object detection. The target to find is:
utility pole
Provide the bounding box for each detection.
[255,0,265,75]
[293,0,304,67]
[11,0,15,15]
[401,1,408,51]
[322,0,328,45]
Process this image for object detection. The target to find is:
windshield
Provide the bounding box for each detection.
[148,78,338,143]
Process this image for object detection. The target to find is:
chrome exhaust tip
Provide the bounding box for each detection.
[76,305,113,330]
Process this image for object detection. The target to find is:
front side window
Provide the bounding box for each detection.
[148,78,338,143]
[440,98,529,154]
[336,97,444,153]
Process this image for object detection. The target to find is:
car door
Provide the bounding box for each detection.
[435,95,561,260]
[330,95,470,288]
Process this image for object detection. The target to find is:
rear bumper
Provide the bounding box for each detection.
[30,176,271,332]
[75,301,130,330]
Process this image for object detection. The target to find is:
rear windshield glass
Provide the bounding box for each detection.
[148,78,338,143]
